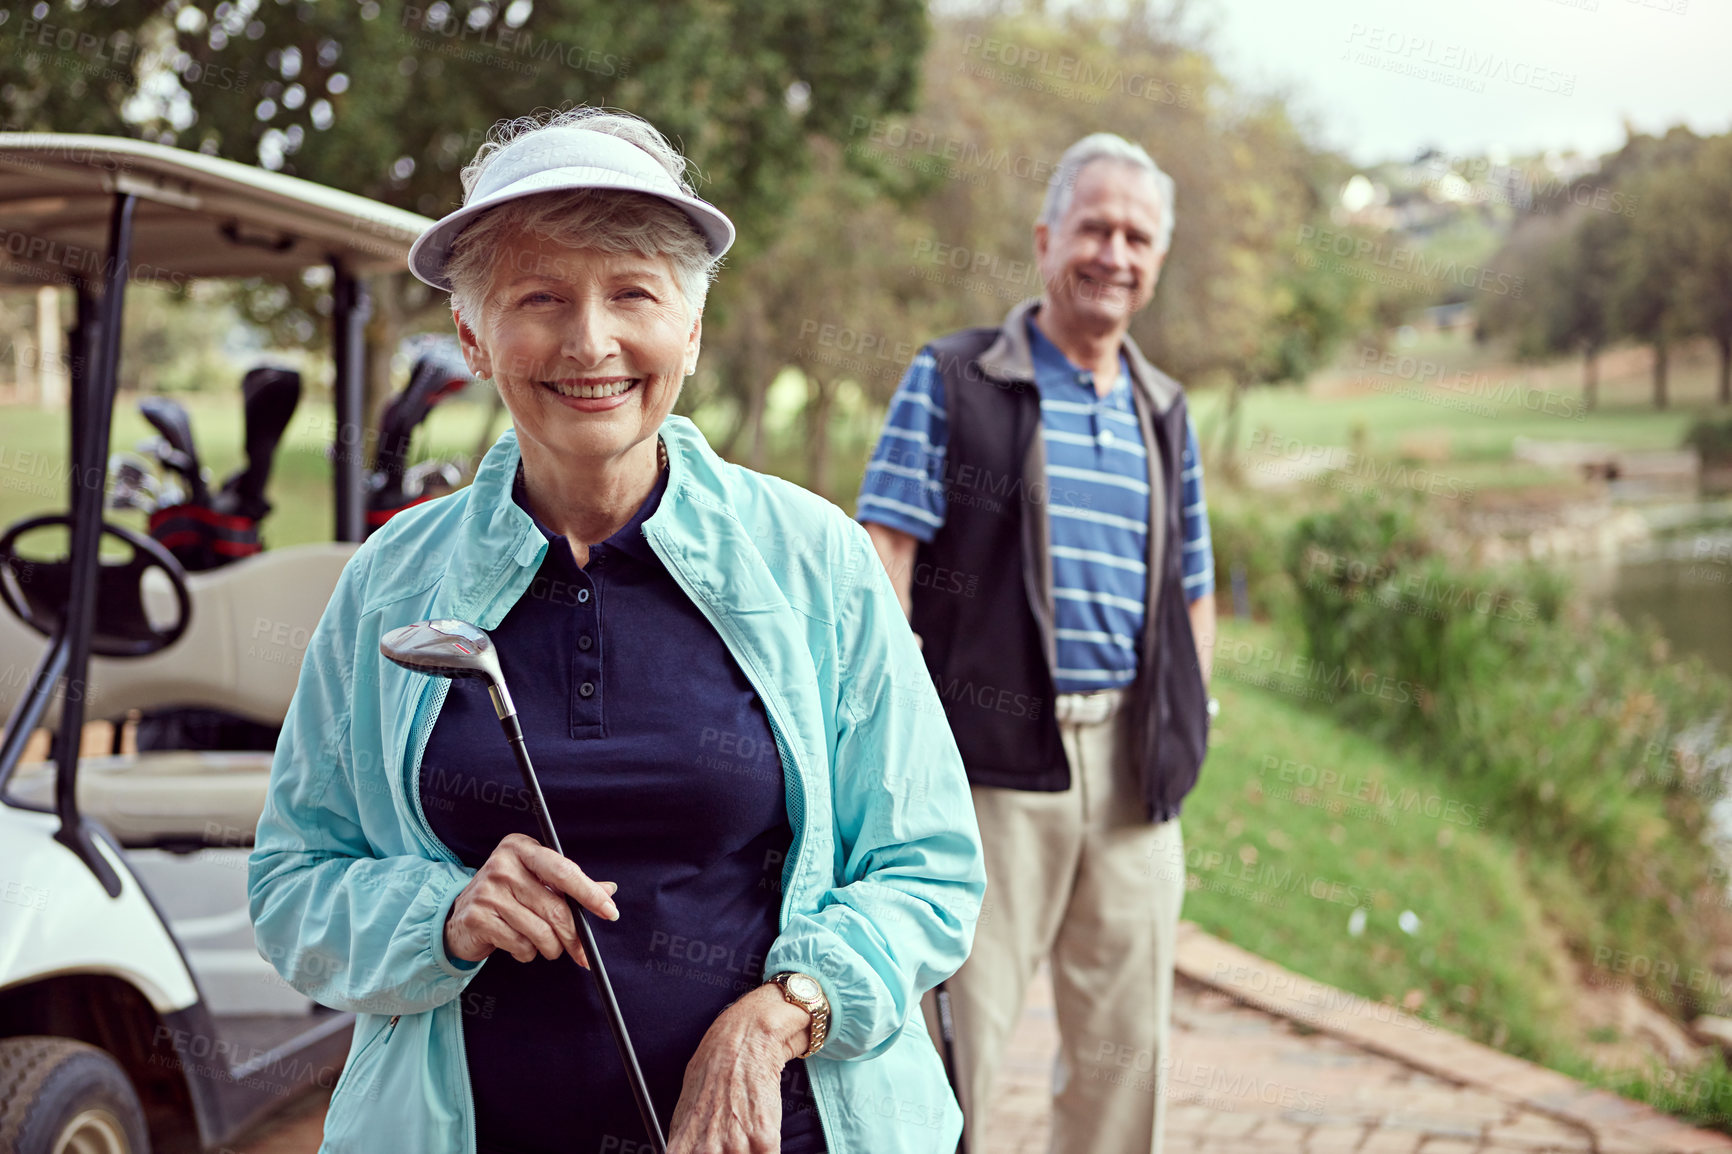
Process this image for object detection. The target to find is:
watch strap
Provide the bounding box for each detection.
[772,972,830,1058]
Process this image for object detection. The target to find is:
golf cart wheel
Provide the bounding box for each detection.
[0,1037,150,1154]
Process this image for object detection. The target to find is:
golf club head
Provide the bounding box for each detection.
[402,459,462,500]
[373,340,473,482]
[380,618,515,717]
[139,397,208,504]
[106,453,161,512]
[140,436,195,477]
[217,366,302,519]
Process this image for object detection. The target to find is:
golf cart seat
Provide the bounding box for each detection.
[0,541,357,847]
[3,751,274,849]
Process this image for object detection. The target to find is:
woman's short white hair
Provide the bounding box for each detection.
[446,108,721,324]
[1038,133,1176,257]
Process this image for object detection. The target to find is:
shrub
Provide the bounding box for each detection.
[1684,415,1732,468]
[1208,495,1298,624]
[1283,491,1732,1005]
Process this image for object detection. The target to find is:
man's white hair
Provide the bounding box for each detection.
[1038,133,1176,257]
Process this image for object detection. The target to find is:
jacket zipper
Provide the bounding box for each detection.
[642,526,840,1154]
[342,1013,400,1099]
[402,673,478,1154]
[408,558,542,1154]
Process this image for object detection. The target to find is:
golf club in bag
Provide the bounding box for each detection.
[130,368,303,753]
[142,367,302,572]
[365,337,473,534]
[379,618,667,1154]
[138,395,208,506]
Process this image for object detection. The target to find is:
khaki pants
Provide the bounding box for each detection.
[930,690,1185,1154]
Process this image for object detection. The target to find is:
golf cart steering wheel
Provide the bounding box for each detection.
[0,515,192,657]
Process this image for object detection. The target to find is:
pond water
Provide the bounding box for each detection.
[1573,500,1732,679]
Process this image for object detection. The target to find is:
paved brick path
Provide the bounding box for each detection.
[985,970,1598,1154]
[232,926,1732,1154]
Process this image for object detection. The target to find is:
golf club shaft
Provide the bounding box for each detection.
[935,984,967,1154]
[496,714,667,1154]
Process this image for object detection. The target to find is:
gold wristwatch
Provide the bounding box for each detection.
[771,971,831,1058]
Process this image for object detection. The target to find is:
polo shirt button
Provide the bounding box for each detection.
[577,588,590,603]
[577,635,593,651]
[1099,429,1115,447]
[579,681,595,698]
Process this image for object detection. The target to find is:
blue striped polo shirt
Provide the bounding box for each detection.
[857,318,1214,694]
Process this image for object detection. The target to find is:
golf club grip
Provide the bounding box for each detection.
[498,724,668,1153]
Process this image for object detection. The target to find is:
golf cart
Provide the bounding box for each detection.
[0,133,437,1153]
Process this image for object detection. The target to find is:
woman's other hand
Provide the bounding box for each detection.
[445,832,619,965]
[667,984,811,1153]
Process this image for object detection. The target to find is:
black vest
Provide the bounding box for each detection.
[910,324,1209,822]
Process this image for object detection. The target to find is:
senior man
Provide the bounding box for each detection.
[857,132,1215,1154]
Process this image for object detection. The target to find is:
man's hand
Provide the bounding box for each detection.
[444,832,618,966]
[1188,591,1216,685]
[667,984,811,1153]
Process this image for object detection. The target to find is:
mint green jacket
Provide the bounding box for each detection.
[249,417,984,1153]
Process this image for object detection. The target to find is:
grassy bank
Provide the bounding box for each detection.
[1195,614,1732,1132]
[1189,616,1579,1064]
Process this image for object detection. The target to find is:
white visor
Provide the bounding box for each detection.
[407,125,735,291]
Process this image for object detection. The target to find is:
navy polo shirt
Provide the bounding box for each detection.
[420,465,826,1154]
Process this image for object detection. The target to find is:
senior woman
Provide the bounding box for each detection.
[248,108,984,1154]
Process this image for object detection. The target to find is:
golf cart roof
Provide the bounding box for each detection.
[0,133,433,287]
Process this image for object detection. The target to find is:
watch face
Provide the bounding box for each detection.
[787,974,821,1002]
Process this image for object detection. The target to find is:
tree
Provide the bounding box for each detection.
[1616,161,1699,409]
[1554,211,1621,409]
[1480,207,1621,409]
[1678,135,1732,405]
[1480,126,1720,412]
[2,0,929,427]
[696,137,945,491]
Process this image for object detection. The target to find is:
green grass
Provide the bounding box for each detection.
[1586,1054,1732,1132]
[1195,613,1732,1132]
[1190,329,1727,496]
[1186,615,1579,1064]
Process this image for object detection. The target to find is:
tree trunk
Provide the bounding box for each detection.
[1653,337,1669,410]
[1583,348,1598,411]
[741,307,772,472]
[1216,376,1246,483]
[363,273,406,455]
[1718,334,1731,406]
[804,372,836,500]
[36,286,67,410]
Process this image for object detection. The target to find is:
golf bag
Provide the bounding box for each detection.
[144,367,302,572]
[122,344,471,754]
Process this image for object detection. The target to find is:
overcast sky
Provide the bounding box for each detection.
[1193,0,1732,165]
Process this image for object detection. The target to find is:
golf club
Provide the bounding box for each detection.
[106,452,163,514]
[934,982,968,1154]
[139,396,208,505]
[366,340,472,534]
[379,618,667,1154]
[214,367,301,521]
